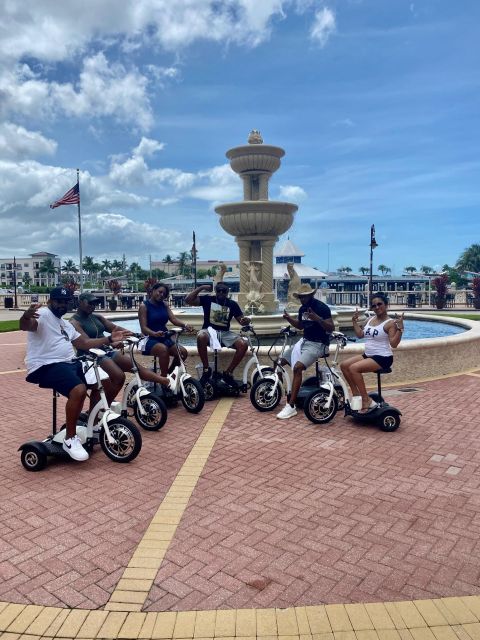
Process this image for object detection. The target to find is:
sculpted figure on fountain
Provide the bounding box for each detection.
[286,262,302,311]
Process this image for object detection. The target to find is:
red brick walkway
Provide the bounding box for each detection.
[2,330,480,612]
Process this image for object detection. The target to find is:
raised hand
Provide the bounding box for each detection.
[24,303,42,319]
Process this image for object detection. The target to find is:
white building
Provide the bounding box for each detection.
[274,239,328,300]
[0,252,61,289]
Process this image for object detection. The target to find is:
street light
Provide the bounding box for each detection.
[368,224,378,306]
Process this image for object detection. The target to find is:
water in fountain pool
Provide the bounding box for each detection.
[116,318,465,346]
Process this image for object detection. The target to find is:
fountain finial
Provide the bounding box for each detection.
[248,129,263,144]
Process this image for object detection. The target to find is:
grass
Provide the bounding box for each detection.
[0,320,20,332]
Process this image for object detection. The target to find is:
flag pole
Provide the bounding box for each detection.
[77,168,83,293]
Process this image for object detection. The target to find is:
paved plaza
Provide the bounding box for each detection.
[2,328,480,639]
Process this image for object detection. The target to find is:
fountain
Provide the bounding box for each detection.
[214,130,298,314]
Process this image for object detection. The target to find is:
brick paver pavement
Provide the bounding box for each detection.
[2,329,480,639]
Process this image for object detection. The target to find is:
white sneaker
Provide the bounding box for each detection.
[62,435,89,462]
[277,404,297,419]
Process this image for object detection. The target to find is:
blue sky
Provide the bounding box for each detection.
[0,0,479,275]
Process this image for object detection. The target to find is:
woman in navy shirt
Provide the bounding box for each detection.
[138,283,191,376]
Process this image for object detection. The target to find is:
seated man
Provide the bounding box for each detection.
[70,291,169,402]
[184,282,250,387]
[20,287,129,462]
[277,283,334,420]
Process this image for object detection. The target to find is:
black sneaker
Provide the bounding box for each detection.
[200,367,212,385]
[221,371,238,388]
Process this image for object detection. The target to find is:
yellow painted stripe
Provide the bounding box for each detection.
[105,397,235,610]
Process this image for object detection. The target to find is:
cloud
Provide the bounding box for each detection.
[108,138,195,189]
[0,123,57,160]
[278,184,307,201]
[310,7,336,46]
[0,1,307,64]
[189,164,242,202]
[0,54,153,130]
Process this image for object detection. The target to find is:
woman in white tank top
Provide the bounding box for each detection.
[340,293,404,413]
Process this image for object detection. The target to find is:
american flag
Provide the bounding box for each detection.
[50,182,80,208]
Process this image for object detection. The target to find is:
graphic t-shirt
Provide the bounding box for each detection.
[200,295,242,331]
[297,298,332,344]
[25,307,80,374]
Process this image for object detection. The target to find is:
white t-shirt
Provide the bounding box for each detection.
[25,307,81,374]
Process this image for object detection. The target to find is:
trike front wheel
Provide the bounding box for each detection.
[100,417,142,463]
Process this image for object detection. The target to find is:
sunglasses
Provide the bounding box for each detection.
[216,288,228,293]
[60,327,70,341]
[371,302,384,308]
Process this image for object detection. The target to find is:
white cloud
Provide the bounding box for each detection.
[0,123,57,160]
[0,2,335,133]
[190,164,242,202]
[133,137,166,158]
[278,184,307,201]
[0,54,153,130]
[310,7,336,46]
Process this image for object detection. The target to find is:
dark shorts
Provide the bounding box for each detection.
[26,361,86,397]
[143,336,174,355]
[362,354,393,369]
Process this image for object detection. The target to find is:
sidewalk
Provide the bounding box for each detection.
[1,330,480,638]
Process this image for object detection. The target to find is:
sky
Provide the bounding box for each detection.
[0,0,479,275]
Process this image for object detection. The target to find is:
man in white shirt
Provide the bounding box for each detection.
[21,287,129,462]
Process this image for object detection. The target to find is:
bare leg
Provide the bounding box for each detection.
[99,358,126,403]
[65,384,88,439]
[349,358,382,411]
[150,343,170,376]
[289,362,306,406]
[225,339,248,374]
[340,355,364,397]
[105,353,168,387]
[197,332,210,370]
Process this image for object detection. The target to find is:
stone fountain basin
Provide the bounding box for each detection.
[215,201,297,236]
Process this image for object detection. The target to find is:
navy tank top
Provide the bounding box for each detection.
[145,299,169,332]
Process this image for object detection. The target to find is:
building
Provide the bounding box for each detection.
[0,252,61,289]
[274,239,328,300]
[151,259,240,278]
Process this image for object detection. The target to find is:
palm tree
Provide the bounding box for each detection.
[91,262,102,286]
[177,251,191,277]
[377,264,390,276]
[111,259,123,276]
[61,259,78,277]
[162,254,174,275]
[404,266,417,274]
[101,259,112,275]
[420,265,434,275]
[82,256,96,284]
[39,258,58,287]
[337,266,352,275]
[359,266,369,275]
[456,244,480,273]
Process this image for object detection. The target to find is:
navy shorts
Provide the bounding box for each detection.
[362,354,393,369]
[26,361,86,397]
[143,336,173,354]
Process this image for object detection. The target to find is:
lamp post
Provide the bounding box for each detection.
[13,256,18,309]
[368,224,378,306]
